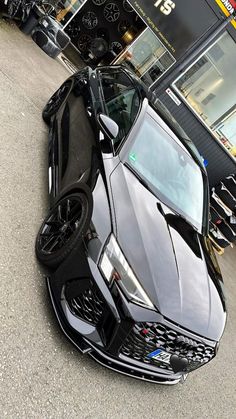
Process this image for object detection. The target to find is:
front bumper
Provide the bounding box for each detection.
[46,277,182,384]
[46,243,216,385]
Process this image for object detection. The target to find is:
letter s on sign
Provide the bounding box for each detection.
[161,0,175,15]
[154,0,175,15]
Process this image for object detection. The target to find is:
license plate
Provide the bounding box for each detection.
[147,349,171,364]
[42,20,49,28]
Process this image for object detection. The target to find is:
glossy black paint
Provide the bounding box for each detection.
[43,65,226,384]
[110,163,225,341]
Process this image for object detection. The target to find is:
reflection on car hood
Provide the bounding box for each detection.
[110,164,225,341]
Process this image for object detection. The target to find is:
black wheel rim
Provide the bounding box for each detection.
[82,11,98,30]
[78,34,92,52]
[92,0,107,5]
[104,3,120,22]
[37,2,56,17]
[39,196,84,255]
[123,0,134,13]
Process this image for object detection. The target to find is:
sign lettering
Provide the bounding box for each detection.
[129,0,218,59]
[154,0,176,15]
[221,0,235,14]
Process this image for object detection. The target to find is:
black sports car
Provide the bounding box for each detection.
[36,65,226,384]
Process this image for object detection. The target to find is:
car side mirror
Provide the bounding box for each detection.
[97,114,119,141]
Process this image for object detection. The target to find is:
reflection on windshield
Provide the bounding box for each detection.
[126,114,204,231]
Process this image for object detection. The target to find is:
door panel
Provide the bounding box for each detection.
[59,92,96,192]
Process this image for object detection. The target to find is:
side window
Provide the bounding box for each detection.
[100,70,140,150]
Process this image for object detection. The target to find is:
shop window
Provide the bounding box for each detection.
[173,32,236,156]
[114,28,175,86]
[63,0,146,65]
[56,0,86,26]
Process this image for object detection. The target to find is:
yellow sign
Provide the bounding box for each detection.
[215,0,236,28]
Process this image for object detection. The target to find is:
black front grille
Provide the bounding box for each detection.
[120,323,216,372]
[67,282,105,325]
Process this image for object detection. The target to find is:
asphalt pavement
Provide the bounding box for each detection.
[0,19,236,419]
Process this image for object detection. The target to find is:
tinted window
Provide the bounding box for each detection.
[100,70,141,149]
[125,113,205,231]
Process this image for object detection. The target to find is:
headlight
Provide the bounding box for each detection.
[99,234,155,310]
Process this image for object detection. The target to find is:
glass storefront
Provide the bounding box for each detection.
[61,0,146,64]
[56,0,86,26]
[114,28,175,86]
[173,31,236,156]
[58,1,175,81]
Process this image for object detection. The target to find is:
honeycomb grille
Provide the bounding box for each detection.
[120,323,216,372]
[67,285,105,325]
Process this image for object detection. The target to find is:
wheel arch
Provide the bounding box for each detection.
[36,182,94,269]
[54,181,93,222]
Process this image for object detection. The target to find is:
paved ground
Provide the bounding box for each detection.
[0,19,236,419]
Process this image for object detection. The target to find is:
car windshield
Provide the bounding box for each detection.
[125,112,205,232]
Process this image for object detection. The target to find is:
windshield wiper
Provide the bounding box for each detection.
[171,208,198,232]
[156,199,198,232]
[125,163,154,194]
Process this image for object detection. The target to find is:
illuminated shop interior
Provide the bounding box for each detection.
[56,0,175,84]
[173,32,236,155]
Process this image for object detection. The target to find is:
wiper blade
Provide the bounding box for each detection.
[157,201,198,232]
[171,208,198,232]
[125,163,153,193]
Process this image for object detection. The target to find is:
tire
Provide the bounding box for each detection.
[36,192,91,268]
[20,12,39,35]
[42,81,71,124]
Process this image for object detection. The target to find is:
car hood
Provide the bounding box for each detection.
[110,163,226,341]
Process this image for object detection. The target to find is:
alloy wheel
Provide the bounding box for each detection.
[39,195,84,255]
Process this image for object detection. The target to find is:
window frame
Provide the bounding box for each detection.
[171,30,236,161]
[97,67,143,155]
